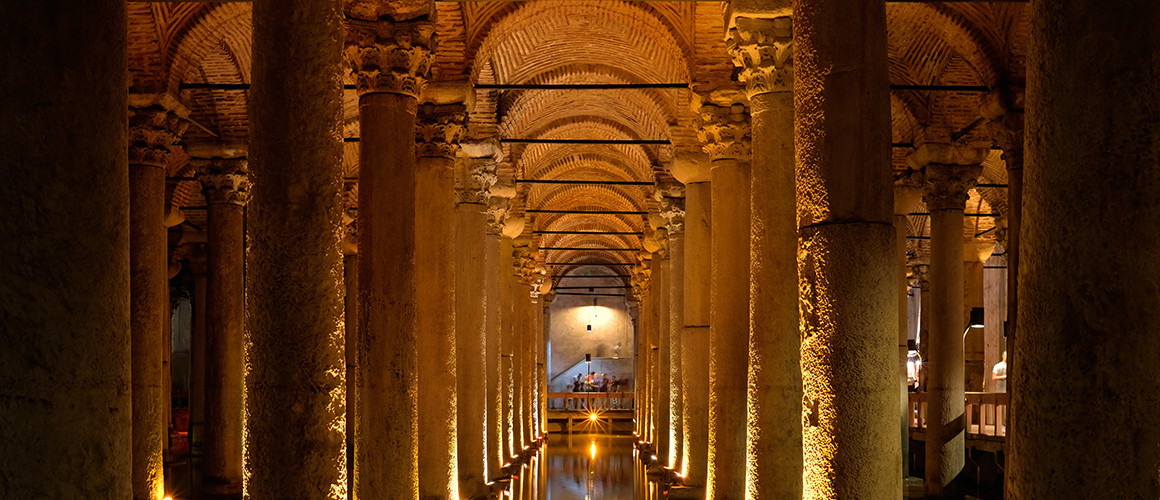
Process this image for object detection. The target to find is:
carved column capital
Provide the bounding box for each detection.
[693,95,751,161]
[726,16,793,98]
[921,163,983,211]
[128,94,190,168]
[344,18,435,98]
[458,139,502,205]
[416,103,466,159]
[658,196,686,236]
[193,157,251,206]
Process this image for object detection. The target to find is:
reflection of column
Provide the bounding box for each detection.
[187,244,208,456]
[1011,5,1160,496]
[795,0,900,496]
[659,191,686,471]
[893,181,921,478]
[344,15,434,497]
[246,0,346,495]
[129,95,188,500]
[672,151,711,486]
[697,92,752,500]
[456,141,499,495]
[913,145,984,499]
[416,103,464,500]
[726,12,801,498]
[194,156,250,496]
[1,4,130,494]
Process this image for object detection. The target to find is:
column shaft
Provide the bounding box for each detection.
[1010,2,1160,497]
[746,90,801,498]
[499,237,515,463]
[708,158,749,500]
[129,162,167,500]
[681,180,711,486]
[484,230,503,477]
[416,153,458,500]
[455,200,488,497]
[925,207,965,497]
[203,200,245,494]
[0,3,130,495]
[344,252,360,496]
[667,227,686,470]
[189,253,207,455]
[794,0,900,497]
[895,213,910,478]
[248,0,347,496]
[510,275,526,452]
[656,256,671,462]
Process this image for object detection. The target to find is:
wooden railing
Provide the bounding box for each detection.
[908,392,1007,438]
[546,391,634,411]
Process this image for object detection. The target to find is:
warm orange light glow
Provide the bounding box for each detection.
[589,440,597,459]
[164,496,174,500]
[588,412,599,422]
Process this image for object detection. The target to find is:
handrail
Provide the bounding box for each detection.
[545,391,634,411]
[908,391,1008,438]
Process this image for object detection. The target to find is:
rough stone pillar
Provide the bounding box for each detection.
[671,152,711,486]
[893,181,921,478]
[343,243,359,496]
[128,95,188,500]
[485,193,512,477]
[0,3,129,495]
[510,245,535,453]
[1010,3,1160,497]
[248,0,346,496]
[793,0,900,496]
[915,264,931,367]
[456,141,500,496]
[659,191,686,470]
[655,244,671,462]
[911,145,985,499]
[631,265,655,446]
[415,103,464,500]
[527,287,544,442]
[725,11,801,498]
[498,234,516,463]
[187,244,208,455]
[194,155,250,495]
[345,16,435,499]
[695,92,752,500]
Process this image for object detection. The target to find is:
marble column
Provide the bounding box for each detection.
[725,11,801,498]
[695,93,752,500]
[659,191,686,471]
[486,193,512,477]
[1010,3,1160,497]
[187,244,208,455]
[671,151,711,486]
[0,3,129,495]
[345,16,435,498]
[893,181,921,478]
[912,145,985,499]
[794,0,900,496]
[343,242,359,496]
[128,95,188,500]
[456,141,499,497]
[194,155,250,495]
[247,0,346,495]
[416,103,465,500]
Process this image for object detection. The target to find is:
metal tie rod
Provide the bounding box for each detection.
[527,209,647,215]
[539,247,641,251]
[534,230,643,235]
[516,179,654,186]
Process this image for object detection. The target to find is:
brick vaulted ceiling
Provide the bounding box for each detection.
[130,1,1029,285]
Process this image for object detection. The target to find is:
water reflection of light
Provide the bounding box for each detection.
[589,440,597,459]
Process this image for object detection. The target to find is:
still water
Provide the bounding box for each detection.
[506,433,663,500]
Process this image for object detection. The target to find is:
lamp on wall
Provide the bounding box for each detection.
[587,296,597,332]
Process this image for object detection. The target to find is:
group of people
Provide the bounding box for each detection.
[571,372,624,393]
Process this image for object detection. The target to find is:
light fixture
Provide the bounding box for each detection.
[969,307,985,328]
[586,296,597,332]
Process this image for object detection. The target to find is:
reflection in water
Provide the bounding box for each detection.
[510,433,661,500]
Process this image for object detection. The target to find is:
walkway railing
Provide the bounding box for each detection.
[908,392,1008,438]
[546,391,634,411]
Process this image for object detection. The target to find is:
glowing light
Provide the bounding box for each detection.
[164,497,174,500]
[588,412,599,422]
[589,440,597,459]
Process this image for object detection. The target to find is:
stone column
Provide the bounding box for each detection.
[456,141,499,496]
[510,245,534,453]
[695,92,752,500]
[416,103,465,500]
[499,234,516,464]
[187,244,208,456]
[914,264,931,369]
[893,181,921,478]
[485,193,511,477]
[794,0,900,496]
[128,95,188,500]
[725,11,800,498]
[0,3,129,495]
[345,16,435,498]
[1010,3,1160,497]
[343,236,359,496]
[527,286,544,443]
[671,151,711,486]
[911,145,985,499]
[654,243,671,463]
[247,0,346,496]
[631,265,655,446]
[194,155,250,495]
[659,191,686,471]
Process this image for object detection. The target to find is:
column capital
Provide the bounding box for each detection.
[344,18,435,98]
[726,16,793,98]
[693,93,751,161]
[485,196,510,235]
[907,144,986,210]
[455,142,500,205]
[658,195,686,236]
[416,103,466,159]
[128,93,190,168]
[630,260,653,297]
[192,157,251,206]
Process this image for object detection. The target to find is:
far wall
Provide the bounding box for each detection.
[548,270,635,390]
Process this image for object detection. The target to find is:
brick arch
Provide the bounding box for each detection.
[519,144,653,184]
[166,4,252,92]
[888,3,1002,87]
[529,184,646,213]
